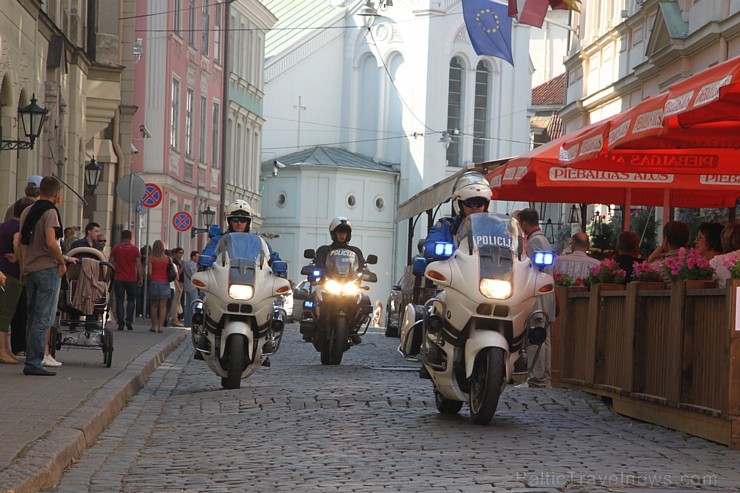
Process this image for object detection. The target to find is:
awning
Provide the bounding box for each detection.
[395,159,509,223]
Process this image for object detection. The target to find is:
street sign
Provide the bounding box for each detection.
[172,211,193,232]
[116,174,146,204]
[142,183,163,208]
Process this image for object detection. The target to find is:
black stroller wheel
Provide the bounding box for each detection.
[49,326,61,357]
[103,330,113,367]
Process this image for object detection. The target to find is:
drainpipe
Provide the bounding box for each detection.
[219,1,231,220]
[112,110,124,243]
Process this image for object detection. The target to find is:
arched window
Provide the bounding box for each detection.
[385,53,405,163]
[358,56,380,157]
[446,57,464,167]
[473,61,491,163]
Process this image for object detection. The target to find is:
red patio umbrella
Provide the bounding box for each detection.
[558,57,740,176]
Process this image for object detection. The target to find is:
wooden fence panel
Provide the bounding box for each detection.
[681,289,727,411]
[632,291,674,397]
[559,288,591,383]
[594,290,629,390]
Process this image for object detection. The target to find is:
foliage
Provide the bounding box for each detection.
[554,272,584,287]
[722,254,740,280]
[587,258,626,285]
[661,247,715,281]
[631,260,664,283]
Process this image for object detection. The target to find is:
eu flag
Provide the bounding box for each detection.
[462,0,514,65]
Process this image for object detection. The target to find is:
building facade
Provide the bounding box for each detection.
[1,0,123,244]
[260,0,533,280]
[561,0,740,132]
[260,146,398,304]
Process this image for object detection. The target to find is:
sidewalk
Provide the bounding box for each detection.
[0,318,188,493]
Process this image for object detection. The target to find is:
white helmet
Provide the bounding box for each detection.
[451,171,491,217]
[225,199,253,231]
[329,217,352,243]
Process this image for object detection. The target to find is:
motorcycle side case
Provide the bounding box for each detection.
[399,303,424,357]
[300,318,317,340]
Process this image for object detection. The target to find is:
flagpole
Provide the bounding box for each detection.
[539,16,578,33]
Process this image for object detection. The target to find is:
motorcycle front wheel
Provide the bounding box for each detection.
[222,334,246,390]
[320,316,347,365]
[469,347,505,425]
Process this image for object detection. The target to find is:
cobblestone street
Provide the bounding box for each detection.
[49,325,740,492]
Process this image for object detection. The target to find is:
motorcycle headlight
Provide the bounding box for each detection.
[479,278,512,300]
[324,279,360,296]
[229,284,254,301]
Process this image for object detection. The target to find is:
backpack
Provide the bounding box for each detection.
[167,259,177,282]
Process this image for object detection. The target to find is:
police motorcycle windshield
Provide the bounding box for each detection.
[214,233,264,286]
[456,212,521,294]
[324,250,361,280]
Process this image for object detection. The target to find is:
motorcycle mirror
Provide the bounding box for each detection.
[191,271,209,290]
[293,289,309,300]
[366,254,378,265]
[301,264,321,276]
[391,284,401,291]
[362,271,378,283]
[303,248,316,259]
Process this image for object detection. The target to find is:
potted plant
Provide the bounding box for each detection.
[631,260,666,289]
[661,247,715,287]
[587,258,627,289]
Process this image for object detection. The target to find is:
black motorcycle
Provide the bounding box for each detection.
[295,249,377,365]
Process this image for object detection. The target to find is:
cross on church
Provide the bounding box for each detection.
[293,96,306,149]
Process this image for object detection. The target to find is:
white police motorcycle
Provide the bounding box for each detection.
[399,212,554,424]
[190,233,291,389]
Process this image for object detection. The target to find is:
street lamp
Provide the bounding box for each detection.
[0,94,48,151]
[191,205,216,237]
[356,0,392,28]
[84,158,103,195]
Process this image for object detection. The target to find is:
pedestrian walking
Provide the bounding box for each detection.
[147,240,171,333]
[109,230,143,331]
[182,250,199,327]
[14,176,71,376]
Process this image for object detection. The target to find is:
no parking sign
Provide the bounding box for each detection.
[142,183,163,208]
[172,211,193,232]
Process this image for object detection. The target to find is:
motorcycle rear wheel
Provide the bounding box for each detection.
[222,334,246,389]
[320,316,347,365]
[469,347,505,425]
[434,388,463,415]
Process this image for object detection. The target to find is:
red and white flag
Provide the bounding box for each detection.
[508,0,580,28]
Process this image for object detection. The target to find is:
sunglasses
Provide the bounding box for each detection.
[462,198,488,208]
[98,240,107,244]
[229,217,250,223]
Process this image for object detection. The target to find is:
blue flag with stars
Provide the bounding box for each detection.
[462,0,514,65]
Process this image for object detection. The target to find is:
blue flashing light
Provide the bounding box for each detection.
[533,251,555,267]
[312,270,321,277]
[304,300,314,309]
[434,242,454,258]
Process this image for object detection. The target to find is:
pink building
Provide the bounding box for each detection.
[132,0,224,252]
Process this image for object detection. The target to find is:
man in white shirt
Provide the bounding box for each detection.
[553,232,600,282]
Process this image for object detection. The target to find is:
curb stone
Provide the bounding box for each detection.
[0,331,186,493]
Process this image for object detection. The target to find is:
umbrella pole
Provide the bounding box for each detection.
[662,189,670,227]
[623,189,632,231]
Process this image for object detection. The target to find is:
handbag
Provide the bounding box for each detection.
[167,259,177,282]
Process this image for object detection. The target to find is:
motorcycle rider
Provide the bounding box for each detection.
[313,217,370,344]
[424,171,490,259]
[195,199,283,362]
[199,200,281,268]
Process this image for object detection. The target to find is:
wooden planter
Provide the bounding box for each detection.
[555,278,739,448]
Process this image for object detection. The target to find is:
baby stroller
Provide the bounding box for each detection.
[50,247,115,367]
